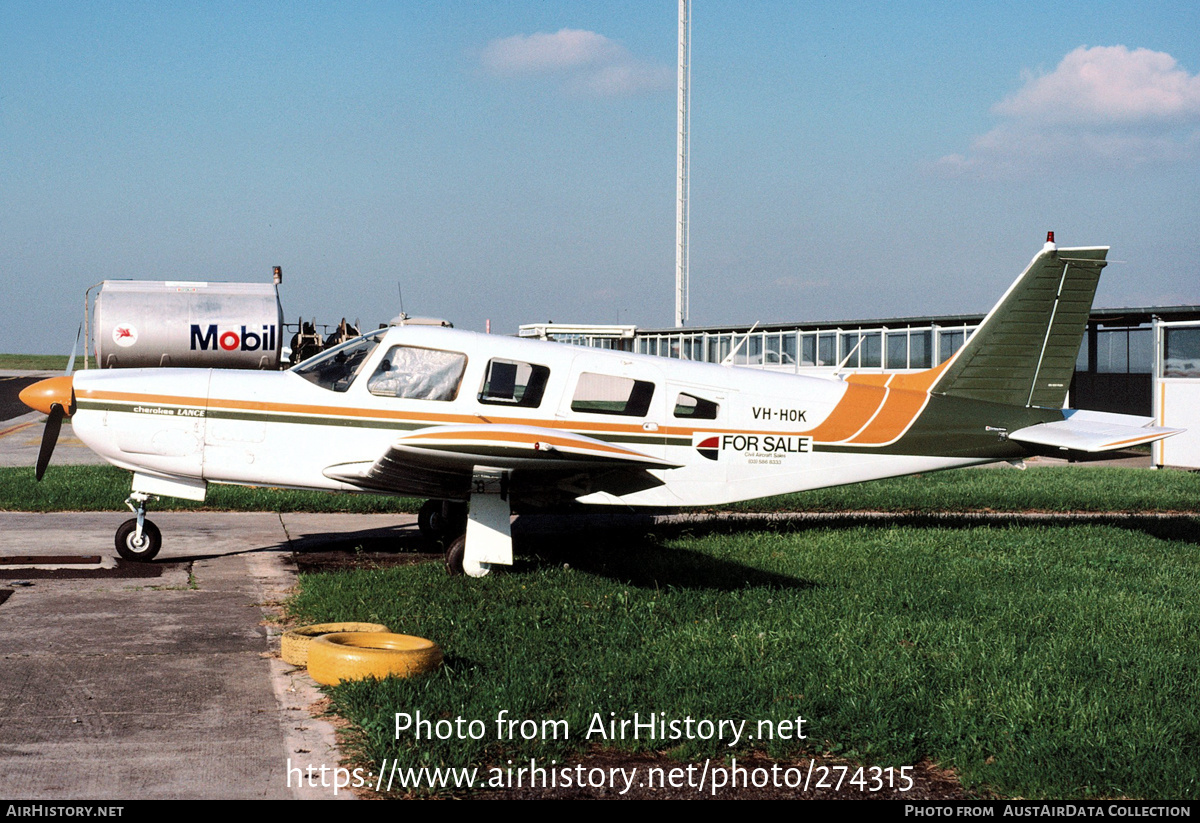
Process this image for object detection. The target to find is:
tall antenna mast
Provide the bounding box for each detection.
[675,0,691,328]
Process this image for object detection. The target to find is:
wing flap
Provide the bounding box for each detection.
[1009,409,1183,453]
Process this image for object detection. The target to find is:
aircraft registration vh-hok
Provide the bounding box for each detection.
[20,235,1182,577]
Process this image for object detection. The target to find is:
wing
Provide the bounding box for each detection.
[323,424,681,500]
[1009,409,1183,453]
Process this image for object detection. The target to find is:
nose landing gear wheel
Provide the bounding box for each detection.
[115,518,161,562]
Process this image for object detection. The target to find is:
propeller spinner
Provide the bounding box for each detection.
[18,375,76,481]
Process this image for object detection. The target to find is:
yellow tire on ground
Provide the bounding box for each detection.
[281,622,390,667]
[307,632,443,685]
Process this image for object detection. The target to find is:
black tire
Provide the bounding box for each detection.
[419,500,468,543]
[115,518,161,562]
[443,533,492,578]
[444,534,465,576]
[418,499,446,541]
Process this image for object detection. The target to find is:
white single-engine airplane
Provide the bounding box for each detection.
[21,237,1182,576]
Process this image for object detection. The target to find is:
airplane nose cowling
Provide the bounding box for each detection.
[19,375,76,416]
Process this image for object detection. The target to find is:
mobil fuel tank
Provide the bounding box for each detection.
[93,280,284,369]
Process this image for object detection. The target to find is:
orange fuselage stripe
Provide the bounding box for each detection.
[850,387,930,445]
[801,383,885,442]
[82,362,950,448]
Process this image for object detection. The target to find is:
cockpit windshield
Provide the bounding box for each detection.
[291,329,386,392]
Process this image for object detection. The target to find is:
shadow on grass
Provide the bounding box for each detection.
[516,530,815,592]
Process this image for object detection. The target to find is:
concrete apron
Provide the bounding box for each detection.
[0,512,356,800]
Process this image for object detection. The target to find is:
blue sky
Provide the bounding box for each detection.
[4,1,1199,353]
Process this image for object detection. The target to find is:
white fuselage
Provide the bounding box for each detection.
[69,325,986,508]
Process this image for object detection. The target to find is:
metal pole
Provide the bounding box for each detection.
[675,0,690,327]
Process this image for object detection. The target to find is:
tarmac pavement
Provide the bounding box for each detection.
[0,511,421,800]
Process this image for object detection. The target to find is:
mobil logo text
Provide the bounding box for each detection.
[190,324,277,353]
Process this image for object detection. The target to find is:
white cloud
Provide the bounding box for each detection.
[934,46,1200,177]
[481,28,672,97]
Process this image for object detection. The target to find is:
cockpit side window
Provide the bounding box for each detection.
[478,359,550,407]
[292,331,384,392]
[367,345,467,401]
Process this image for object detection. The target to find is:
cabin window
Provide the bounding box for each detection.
[570,373,655,417]
[292,329,385,392]
[367,345,467,401]
[478,359,550,407]
[674,392,719,420]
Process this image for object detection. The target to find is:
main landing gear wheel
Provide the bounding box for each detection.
[418,499,446,541]
[115,518,162,562]
[444,534,491,578]
[418,500,467,543]
[444,534,465,576]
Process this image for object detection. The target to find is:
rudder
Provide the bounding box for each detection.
[930,240,1108,409]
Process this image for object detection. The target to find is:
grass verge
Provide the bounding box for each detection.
[0,354,71,370]
[290,520,1200,799]
[1,464,1197,513]
[0,465,421,513]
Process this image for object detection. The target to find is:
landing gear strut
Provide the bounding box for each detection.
[116,492,161,562]
[420,470,514,578]
[417,499,477,576]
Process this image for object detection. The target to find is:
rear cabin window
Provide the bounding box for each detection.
[674,392,719,419]
[367,345,467,401]
[478,359,550,407]
[570,373,655,417]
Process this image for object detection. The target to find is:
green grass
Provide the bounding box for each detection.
[2,464,1196,513]
[0,465,421,513]
[0,354,71,370]
[726,466,1200,513]
[290,522,1200,799]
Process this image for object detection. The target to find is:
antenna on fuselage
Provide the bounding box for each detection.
[835,336,866,380]
[721,322,760,367]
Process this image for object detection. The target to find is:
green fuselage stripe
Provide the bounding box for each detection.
[76,400,691,448]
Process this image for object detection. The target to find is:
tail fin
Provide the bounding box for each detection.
[930,240,1108,409]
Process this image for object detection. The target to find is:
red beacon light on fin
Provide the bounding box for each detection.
[1046,231,1055,243]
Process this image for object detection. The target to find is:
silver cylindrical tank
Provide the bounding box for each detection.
[93,280,284,369]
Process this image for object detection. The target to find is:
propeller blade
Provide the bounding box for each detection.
[35,403,65,481]
[66,323,82,377]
